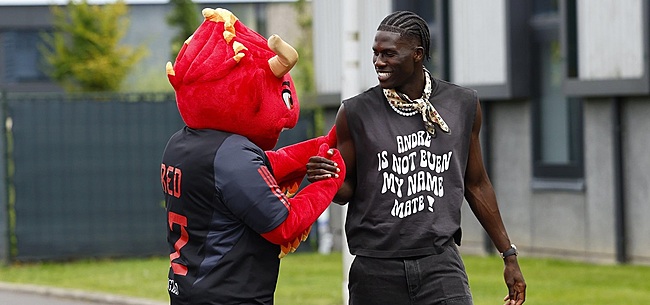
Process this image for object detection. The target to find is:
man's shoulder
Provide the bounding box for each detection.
[432,78,478,103]
[434,78,477,96]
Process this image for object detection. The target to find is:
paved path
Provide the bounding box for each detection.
[0,282,166,305]
[0,289,111,305]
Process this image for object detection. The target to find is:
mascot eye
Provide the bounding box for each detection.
[282,89,294,110]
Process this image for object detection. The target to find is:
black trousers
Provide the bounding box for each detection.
[348,244,473,305]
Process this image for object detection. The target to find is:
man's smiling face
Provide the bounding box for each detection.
[372,30,422,94]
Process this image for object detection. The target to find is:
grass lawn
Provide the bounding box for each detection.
[1,252,649,305]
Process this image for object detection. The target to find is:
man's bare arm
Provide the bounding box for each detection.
[464,102,526,305]
[333,104,356,204]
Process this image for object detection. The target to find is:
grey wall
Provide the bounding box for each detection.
[624,98,650,264]
[458,97,650,264]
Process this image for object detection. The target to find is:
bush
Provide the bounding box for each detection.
[39,0,147,92]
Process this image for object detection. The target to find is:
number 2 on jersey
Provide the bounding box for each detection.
[168,211,189,276]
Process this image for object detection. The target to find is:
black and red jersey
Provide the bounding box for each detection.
[161,127,289,305]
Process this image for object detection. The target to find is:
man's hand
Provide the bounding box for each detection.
[503,256,526,305]
[306,149,341,182]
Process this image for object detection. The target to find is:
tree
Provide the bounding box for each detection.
[166,0,201,60]
[39,0,147,92]
[292,0,315,97]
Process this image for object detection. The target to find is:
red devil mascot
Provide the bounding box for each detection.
[161,8,345,305]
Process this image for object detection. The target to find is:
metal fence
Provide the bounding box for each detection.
[0,92,316,262]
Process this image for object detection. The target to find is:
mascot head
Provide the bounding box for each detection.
[166,8,300,150]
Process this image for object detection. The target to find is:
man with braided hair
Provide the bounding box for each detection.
[334,11,526,305]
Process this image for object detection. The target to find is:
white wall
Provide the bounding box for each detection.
[577,0,644,80]
[450,0,507,86]
[313,0,390,96]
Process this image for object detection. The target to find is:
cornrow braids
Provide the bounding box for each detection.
[377,11,431,61]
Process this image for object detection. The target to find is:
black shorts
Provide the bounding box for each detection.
[348,244,473,305]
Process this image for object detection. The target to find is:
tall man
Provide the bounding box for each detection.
[334,11,526,305]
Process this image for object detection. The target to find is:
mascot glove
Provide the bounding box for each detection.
[262,143,345,252]
[265,126,337,187]
[278,226,311,258]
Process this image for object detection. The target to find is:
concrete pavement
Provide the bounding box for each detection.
[0,282,166,305]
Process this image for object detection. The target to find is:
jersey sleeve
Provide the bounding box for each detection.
[213,135,289,234]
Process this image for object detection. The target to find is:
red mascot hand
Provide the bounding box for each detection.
[279,226,311,258]
[262,143,345,257]
[325,124,337,147]
[265,126,337,188]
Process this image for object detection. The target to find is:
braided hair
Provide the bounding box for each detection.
[377,11,431,61]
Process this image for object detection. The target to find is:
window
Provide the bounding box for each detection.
[531,0,584,184]
[393,0,446,79]
[2,29,51,84]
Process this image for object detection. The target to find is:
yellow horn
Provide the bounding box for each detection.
[267,34,298,78]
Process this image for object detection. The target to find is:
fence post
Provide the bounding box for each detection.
[0,91,9,264]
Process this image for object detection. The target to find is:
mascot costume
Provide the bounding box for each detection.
[161,8,345,305]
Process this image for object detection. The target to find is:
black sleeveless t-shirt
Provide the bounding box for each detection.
[343,78,478,258]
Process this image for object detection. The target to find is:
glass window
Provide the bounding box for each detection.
[3,30,51,83]
[531,1,584,181]
[533,0,559,14]
[393,0,445,78]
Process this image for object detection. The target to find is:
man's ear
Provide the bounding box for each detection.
[413,46,424,62]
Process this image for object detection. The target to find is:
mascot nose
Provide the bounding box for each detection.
[268,35,299,78]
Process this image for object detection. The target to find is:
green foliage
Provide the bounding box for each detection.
[39,0,147,92]
[166,0,201,60]
[121,65,175,93]
[276,252,342,304]
[292,0,315,98]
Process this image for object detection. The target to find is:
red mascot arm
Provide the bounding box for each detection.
[265,126,337,187]
[261,143,345,257]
